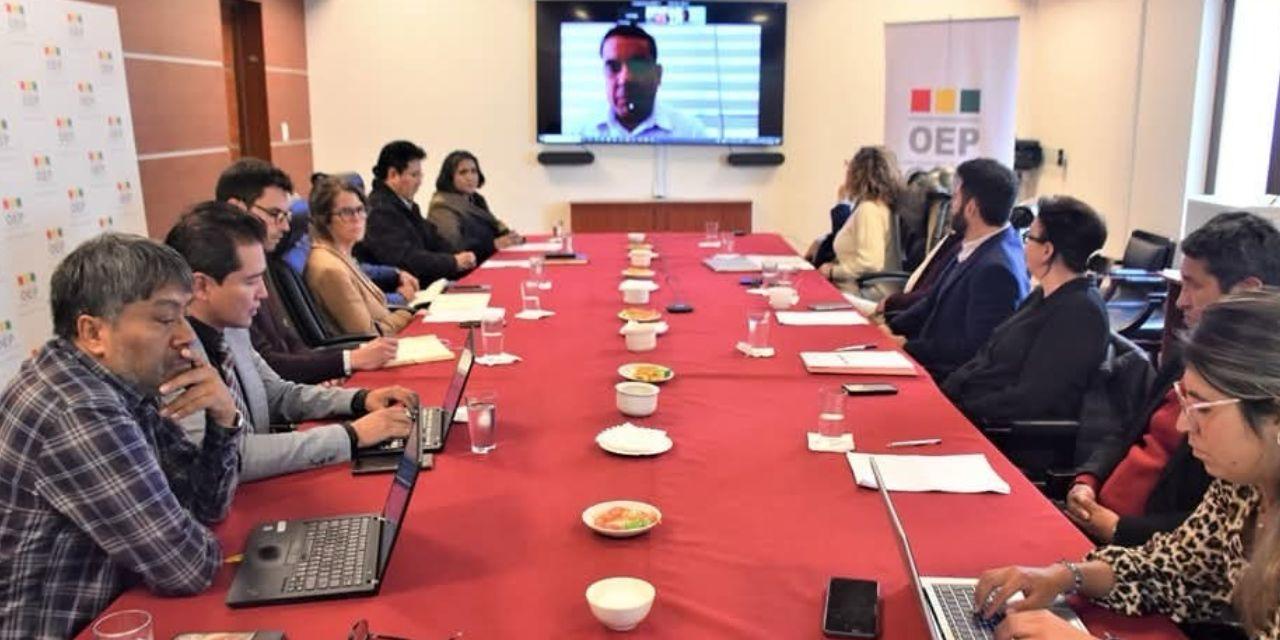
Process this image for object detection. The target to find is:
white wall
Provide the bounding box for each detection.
[305,0,1210,255]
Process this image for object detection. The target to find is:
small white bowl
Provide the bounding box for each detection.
[582,500,662,538]
[629,253,654,268]
[616,381,659,417]
[586,577,656,631]
[622,288,651,304]
[627,232,647,243]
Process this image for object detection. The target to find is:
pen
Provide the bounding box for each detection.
[887,438,942,448]
[835,344,877,352]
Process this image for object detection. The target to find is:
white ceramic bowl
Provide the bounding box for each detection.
[629,253,654,268]
[622,288,651,304]
[581,500,663,538]
[624,331,657,352]
[616,381,659,417]
[586,577,656,631]
[627,232,647,243]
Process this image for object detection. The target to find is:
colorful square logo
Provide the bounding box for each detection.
[909,88,981,114]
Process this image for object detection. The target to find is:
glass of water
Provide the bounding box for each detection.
[466,391,498,454]
[705,220,720,242]
[720,231,736,255]
[777,264,796,289]
[529,254,549,289]
[92,610,153,640]
[761,260,780,288]
[480,309,504,356]
[817,386,846,436]
[561,232,574,254]
[521,280,541,312]
[746,309,771,350]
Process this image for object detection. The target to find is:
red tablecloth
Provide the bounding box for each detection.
[84,233,1180,639]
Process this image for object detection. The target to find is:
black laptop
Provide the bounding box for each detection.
[226,410,425,607]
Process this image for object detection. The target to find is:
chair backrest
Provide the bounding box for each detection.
[1074,331,1157,465]
[267,256,339,347]
[896,168,952,272]
[1120,229,1176,271]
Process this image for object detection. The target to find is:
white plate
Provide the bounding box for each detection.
[618,321,669,336]
[596,432,674,457]
[617,363,675,384]
[582,500,662,538]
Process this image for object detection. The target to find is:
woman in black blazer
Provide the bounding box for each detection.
[942,195,1109,422]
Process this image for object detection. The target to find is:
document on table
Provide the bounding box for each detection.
[480,259,531,269]
[409,278,449,307]
[421,306,502,324]
[702,255,758,272]
[425,292,491,312]
[799,350,918,376]
[846,453,1011,494]
[501,241,562,253]
[744,254,816,271]
[775,310,868,326]
[385,335,455,367]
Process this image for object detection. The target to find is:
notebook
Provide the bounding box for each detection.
[384,335,454,368]
[799,350,919,376]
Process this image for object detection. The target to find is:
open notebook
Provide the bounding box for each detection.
[385,334,455,368]
[799,350,919,376]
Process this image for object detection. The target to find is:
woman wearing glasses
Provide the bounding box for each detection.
[305,176,413,336]
[974,290,1280,639]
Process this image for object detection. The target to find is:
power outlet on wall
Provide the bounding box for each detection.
[281,122,290,142]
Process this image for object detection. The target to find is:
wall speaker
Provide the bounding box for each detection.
[726,151,785,167]
[537,150,595,166]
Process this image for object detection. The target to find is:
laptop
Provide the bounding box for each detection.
[868,458,1088,640]
[226,406,425,607]
[355,331,474,464]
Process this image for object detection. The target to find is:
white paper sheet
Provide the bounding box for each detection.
[799,350,916,375]
[501,241,563,253]
[775,311,868,326]
[845,453,1011,494]
[421,306,503,324]
[479,259,531,269]
[426,292,491,312]
[386,335,454,367]
[745,254,816,271]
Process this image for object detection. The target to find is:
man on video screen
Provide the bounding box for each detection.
[579,24,708,140]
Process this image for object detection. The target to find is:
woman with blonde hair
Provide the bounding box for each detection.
[306,176,414,336]
[973,290,1280,639]
[817,146,903,297]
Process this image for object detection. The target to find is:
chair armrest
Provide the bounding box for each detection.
[855,270,910,286]
[978,419,1079,439]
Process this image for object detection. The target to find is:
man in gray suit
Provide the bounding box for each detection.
[166,201,416,481]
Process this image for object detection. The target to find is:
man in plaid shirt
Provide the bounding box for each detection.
[0,234,245,639]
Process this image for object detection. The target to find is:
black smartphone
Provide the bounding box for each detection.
[810,302,855,311]
[740,276,763,286]
[842,383,898,396]
[823,577,879,638]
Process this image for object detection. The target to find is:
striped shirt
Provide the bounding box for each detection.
[0,339,242,639]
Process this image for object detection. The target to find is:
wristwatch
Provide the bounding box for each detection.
[220,410,246,432]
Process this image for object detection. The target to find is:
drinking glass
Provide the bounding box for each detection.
[91,610,153,640]
[704,220,720,242]
[817,385,846,436]
[761,260,780,288]
[561,233,574,254]
[777,264,796,289]
[480,311,504,356]
[466,391,498,454]
[529,254,549,289]
[521,280,541,312]
[746,310,771,349]
[720,231,736,255]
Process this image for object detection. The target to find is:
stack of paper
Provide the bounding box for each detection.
[702,255,758,272]
[501,240,563,253]
[421,306,502,324]
[745,254,816,271]
[775,311,868,326]
[385,335,454,368]
[845,453,1011,494]
[799,350,918,376]
[409,278,449,307]
[427,292,491,312]
[479,259,531,269]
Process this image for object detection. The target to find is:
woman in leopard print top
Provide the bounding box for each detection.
[973,291,1280,639]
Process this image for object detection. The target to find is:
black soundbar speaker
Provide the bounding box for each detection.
[537,150,595,166]
[726,151,785,167]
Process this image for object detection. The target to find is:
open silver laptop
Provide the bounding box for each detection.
[868,458,1088,640]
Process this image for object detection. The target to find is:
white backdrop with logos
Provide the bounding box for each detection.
[0,0,144,384]
[884,17,1019,172]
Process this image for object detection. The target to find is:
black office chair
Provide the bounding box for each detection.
[1118,229,1176,272]
[267,215,376,348]
[854,170,953,296]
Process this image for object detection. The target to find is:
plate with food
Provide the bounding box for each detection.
[618,307,662,322]
[617,320,669,336]
[618,362,674,384]
[621,267,656,279]
[582,500,662,538]
[595,422,673,456]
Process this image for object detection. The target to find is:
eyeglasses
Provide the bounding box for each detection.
[348,619,461,640]
[1024,233,1050,244]
[1173,380,1240,431]
[335,205,368,220]
[251,204,291,225]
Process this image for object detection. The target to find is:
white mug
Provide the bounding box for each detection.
[629,252,654,268]
[622,289,651,304]
[766,286,799,310]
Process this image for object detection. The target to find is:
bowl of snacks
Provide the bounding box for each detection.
[583,500,662,538]
[618,362,674,384]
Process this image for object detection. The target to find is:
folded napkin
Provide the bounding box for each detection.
[697,240,722,248]
[537,281,553,291]
[475,353,522,367]
[514,309,555,320]
[735,341,776,358]
[746,287,768,296]
[808,432,855,453]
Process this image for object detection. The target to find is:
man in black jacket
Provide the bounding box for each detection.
[355,140,475,283]
[1066,211,1280,545]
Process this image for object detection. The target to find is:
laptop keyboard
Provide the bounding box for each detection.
[281,517,372,593]
[931,583,998,640]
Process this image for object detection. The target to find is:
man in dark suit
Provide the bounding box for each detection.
[887,158,1029,380]
[355,140,476,284]
[1067,211,1280,545]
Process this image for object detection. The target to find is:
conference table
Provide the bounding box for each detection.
[86,233,1182,639]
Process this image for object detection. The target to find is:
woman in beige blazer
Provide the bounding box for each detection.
[817,146,903,298]
[306,176,414,336]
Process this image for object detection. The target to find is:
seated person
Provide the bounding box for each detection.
[817,146,903,298]
[942,195,1109,422]
[216,158,399,385]
[0,234,241,637]
[1067,211,1280,546]
[803,195,853,267]
[355,140,477,284]
[165,202,417,482]
[975,291,1280,639]
[306,176,415,336]
[887,158,1029,380]
[427,150,523,263]
[877,231,961,317]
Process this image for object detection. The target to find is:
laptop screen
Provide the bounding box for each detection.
[377,395,421,575]
[441,334,475,424]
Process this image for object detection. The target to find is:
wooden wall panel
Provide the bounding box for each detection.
[86,0,222,59]
[124,59,229,155]
[265,71,311,142]
[271,143,314,196]
[260,0,308,70]
[570,201,752,233]
[138,151,233,237]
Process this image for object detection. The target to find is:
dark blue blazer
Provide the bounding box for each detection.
[889,225,1029,380]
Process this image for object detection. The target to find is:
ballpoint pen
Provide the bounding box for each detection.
[835,344,877,352]
[887,438,942,448]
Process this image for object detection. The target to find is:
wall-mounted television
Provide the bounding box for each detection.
[536,1,787,147]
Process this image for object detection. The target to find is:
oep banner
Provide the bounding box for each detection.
[884,17,1018,171]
